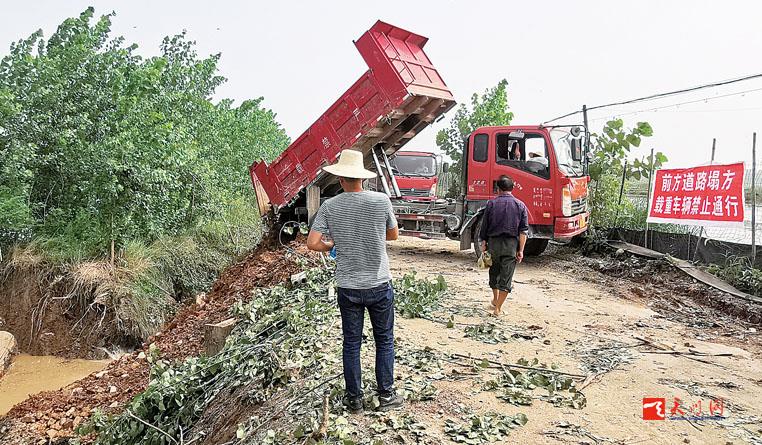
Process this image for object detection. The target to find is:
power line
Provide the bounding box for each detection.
[588,86,762,122]
[543,72,762,124]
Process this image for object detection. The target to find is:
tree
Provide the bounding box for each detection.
[436,80,513,196]
[0,8,289,256]
[587,119,667,227]
[589,119,666,182]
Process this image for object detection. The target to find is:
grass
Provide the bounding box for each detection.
[0,198,264,343]
[706,256,762,297]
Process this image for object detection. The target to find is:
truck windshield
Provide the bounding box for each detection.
[550,129,584,177]
[391,154,437,177]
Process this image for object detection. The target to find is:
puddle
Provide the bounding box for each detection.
[0,354,110,415]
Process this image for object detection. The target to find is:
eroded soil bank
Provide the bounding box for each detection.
[0,243,305,443]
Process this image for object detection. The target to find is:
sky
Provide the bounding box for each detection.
[2,0,761,168]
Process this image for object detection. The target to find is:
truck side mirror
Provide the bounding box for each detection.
[442,162,449,173]
[571,139,583,162]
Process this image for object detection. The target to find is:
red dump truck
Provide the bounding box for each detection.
[250,21,589,256]
[249,21,455,213]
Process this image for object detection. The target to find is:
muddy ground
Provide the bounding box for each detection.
[2,237,762,444]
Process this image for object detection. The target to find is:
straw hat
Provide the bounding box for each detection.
[323,149,377,179]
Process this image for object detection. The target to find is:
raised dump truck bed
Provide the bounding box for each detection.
[250,20,455,211]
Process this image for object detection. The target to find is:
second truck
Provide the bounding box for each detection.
[250,21,589,256]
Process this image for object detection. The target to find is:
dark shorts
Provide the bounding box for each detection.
[488,236,518,292]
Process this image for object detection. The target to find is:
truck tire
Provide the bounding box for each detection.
[473,217,485,258]
[524,238,549,256]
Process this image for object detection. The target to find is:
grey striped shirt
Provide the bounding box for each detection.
[311,191,397,289]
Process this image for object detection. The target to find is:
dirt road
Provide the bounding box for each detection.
[386,237,762,445]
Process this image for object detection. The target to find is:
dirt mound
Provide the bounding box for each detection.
[587,253,762,325]
[0,242,309,443]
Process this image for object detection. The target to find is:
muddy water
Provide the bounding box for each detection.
[0,354,110,415]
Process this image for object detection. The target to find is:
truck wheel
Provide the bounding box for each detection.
[473,218,485,258]
[524,239,549,256]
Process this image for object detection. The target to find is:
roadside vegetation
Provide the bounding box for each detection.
[708,256,762,297]
[82,267,450,444]
[587,118,665,228]
[0,8,288,345]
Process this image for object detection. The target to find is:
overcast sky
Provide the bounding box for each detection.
[2,0,761,168]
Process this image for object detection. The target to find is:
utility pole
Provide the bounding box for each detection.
[753,132,757,264]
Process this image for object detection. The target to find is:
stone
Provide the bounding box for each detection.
[46,429,58,439]
[95,370,107,378]
[0,331,18,377]
[109,385,117,393]
[137,351,146,360]
[20,414,35,423]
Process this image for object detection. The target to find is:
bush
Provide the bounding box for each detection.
[707,256,762,297]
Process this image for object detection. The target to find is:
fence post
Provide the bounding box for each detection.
[753,132,757,265]
[644,149,655,248]
[616,160,627,226]
[693,138,716,262]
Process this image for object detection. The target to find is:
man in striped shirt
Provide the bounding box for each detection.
[307,149,403,414]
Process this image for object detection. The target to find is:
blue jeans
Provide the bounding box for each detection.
[337,282,395,399]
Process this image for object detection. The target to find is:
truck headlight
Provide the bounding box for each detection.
[430,183,437,196]
[562,186,572,217]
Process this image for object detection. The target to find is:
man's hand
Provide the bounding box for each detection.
[480,240,487,252]
[516,250,524,263]
[306,230,334,252]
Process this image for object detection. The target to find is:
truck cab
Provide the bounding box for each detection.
[462,125,589,255]
[390,151,440,201]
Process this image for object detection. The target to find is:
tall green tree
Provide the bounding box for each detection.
[0,8,289,256]
[436,79,512,196]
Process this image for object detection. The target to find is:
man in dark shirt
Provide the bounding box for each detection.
[479,175,529,316]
